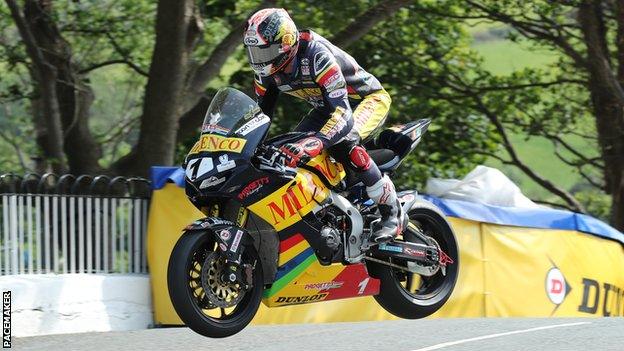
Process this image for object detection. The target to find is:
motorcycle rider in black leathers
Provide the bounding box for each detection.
[244,8,404,242]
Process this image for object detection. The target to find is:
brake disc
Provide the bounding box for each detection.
[201,252,246,308]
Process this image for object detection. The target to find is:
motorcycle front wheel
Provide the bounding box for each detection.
[167,231,263,338]
[369,199,459,319]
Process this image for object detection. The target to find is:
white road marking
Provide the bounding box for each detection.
[411,322,591,351]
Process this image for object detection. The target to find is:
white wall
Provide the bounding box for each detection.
[0,274,152,337]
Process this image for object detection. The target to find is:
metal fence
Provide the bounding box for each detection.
[0,173,151,275]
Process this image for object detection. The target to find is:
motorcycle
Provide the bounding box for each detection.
[167,87,458,338]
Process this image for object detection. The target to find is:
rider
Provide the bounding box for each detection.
[243,8,404,242]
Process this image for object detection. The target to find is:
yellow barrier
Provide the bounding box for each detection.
[147,184,201,325]
[148,184,624,325]
[482,224,624,317]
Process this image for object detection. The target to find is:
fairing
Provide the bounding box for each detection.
[184,88,384,308]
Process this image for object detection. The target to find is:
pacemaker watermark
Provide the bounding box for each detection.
[3,291,10,349]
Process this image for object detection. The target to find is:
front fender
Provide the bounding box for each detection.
[184,217,254,263]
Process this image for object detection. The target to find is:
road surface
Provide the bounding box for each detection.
[15,318,623,351]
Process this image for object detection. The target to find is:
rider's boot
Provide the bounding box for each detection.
[366,175,404,242]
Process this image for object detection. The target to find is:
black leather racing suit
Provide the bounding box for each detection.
[254,30,392,186]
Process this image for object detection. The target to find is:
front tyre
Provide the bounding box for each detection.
[370,199,459,319]
[167,231,263,338]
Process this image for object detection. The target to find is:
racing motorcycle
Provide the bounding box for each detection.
[168,87,458,338]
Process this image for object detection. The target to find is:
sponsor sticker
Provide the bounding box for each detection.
[262,15,280,39]
[275,293,328,304]
[206,218,232,226]
[319,110,346,138]
[216,154,236,172]
[378,243,403,253]
[238,177,270,200]
[282,33,296,46]
[235,115,269,136]
[286,88,322,98]
[328,88,347,99]
[244,36,258,45]
[244,105,263,120]
[404,247,425,257]
[263,173,325,227]
[190,134,247,154]
[302,138,322,152]
[311,153,344,183]
[301,58,310,75]
[546,267,569,305]
[304,281,344,290]
[314,51,331,73]
[325,78,345,92]
[207,112,221,124]
[201,123,230,135]
[230,230,243,252]
[323,72,341,87]
[199,176,225,189]
[219,229,231,241]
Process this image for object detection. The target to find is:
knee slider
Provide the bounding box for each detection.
[349,145,372,171]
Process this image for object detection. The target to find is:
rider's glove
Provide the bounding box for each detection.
[279,137,324,167]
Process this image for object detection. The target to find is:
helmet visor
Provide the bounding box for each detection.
[246,43,283,65]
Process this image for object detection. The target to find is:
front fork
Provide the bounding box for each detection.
[202,203,249,227]
[197,204,253,287]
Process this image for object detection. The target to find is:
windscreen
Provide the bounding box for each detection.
[201,88,262,136]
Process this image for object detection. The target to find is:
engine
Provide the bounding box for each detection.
[315,206,347,265]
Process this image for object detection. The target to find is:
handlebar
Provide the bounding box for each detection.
[254,144,293,175]
[255,131,318,173]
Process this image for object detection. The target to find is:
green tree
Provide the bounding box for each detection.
[1,0,411,176]
[425,0,624,230]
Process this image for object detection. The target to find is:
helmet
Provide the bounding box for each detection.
[243,8,298,77]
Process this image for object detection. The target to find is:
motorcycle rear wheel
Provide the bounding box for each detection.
[167,231,263,338]
[369,199,459,319]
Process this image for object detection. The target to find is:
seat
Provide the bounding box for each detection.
[368,148,400,171]
[364,119,431,172]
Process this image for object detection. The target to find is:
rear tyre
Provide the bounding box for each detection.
[168,231,263,338]
[369,199,459,319]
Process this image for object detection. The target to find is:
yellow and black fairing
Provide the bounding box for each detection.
[182,89,339,267]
